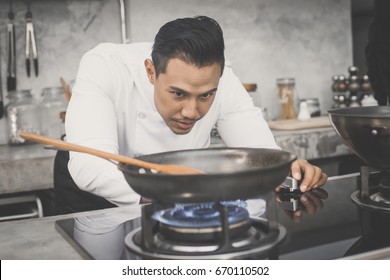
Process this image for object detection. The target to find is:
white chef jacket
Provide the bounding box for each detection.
[65,42,279,207]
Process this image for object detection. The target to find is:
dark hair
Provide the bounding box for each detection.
[151,16,225,77]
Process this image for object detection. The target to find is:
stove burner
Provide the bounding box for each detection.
[125,202,286,259]
[152,201,250,242]
[351,168,390,213]
[152,200,248,228]
[379,173,390,198]
[125,217,286,260]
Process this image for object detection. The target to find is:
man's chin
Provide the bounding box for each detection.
[171,127,192,135]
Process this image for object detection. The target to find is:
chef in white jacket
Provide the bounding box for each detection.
[54,16,327,214]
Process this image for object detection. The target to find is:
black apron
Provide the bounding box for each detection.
[53,150,116,214]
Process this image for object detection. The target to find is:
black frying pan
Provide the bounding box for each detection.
[118,148,296,203]
[328,106,390,170]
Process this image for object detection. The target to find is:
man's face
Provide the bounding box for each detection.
[145,58,221,135]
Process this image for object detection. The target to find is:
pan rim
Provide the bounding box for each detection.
[117,147,297,177]
[328,106,390,118]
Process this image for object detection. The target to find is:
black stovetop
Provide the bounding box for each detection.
[55,172,390,260]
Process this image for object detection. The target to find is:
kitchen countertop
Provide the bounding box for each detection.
[0,144,56,195]
[0,204,141,259]
[0,126,351,195]
[1,173,390,260]
[212,126,352,160]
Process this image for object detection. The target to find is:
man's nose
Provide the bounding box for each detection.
[181,99,200,120]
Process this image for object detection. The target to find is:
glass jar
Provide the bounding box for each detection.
[40,87,68,138]
[5,90,41,145]
[277,78,297,120]
[244,83,268,120]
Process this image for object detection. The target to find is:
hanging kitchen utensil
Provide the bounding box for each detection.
[119,0,129,44]
[7,4,16,91]
[25,1,38,77]
[19,132,204,175]
[0,45,3,119]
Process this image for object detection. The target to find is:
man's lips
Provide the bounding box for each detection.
[174,120,196,130]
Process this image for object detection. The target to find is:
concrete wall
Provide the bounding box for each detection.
[0,0,353,121]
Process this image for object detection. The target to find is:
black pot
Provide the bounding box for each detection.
[328,106,390,170]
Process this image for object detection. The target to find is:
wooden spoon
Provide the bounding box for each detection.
[19,132,204,175]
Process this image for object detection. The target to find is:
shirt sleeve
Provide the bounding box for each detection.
[216,67,280,150]
[65,48,141,207]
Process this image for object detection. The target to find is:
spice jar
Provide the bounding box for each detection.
[349,95,360,107]
[361,75,372,92]
[5,90,41,145]
[348,75,360,93]
[336,75,348,92]
[331,75,339,92]
[277,78,297,120]
[40,87,68,138]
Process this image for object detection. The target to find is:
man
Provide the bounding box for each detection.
[54,16,327,214]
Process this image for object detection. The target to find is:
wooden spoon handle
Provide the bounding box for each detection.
[20,132,162,170]
[19,132,203,175]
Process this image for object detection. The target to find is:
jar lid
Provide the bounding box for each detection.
[300,98,319,104]
[42,87,64,96]
[276,78,295,85]
[6,89,32,98]
[338,75,346,81]
[242,83,257,92]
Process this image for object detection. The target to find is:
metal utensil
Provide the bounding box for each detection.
[25,2,38,77]
[7,6,16,91]
[0,42,3,119]
[119,0,129,44]
[19,132,204,175]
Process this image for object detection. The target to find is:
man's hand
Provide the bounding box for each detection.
[275,159,328,193]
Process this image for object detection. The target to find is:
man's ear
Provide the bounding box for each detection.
[144,59,156,85]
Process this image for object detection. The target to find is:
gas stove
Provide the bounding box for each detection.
[55,172,390,260]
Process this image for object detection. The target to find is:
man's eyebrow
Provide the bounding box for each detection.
[169,86,218,95]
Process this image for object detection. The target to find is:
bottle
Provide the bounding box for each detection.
[349,95,360,107]
[336,75,347,92]
[361,75,372,92]
[300,98,321,117]
[348,66,359,77]
[361,94,378,106]
[40,87,68,138]
[338,95,347,108]
[5,90,41,145]
[331,75,339,92]
[297,101,311,121]
[277,78,297,120]
[348,75,360,93]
